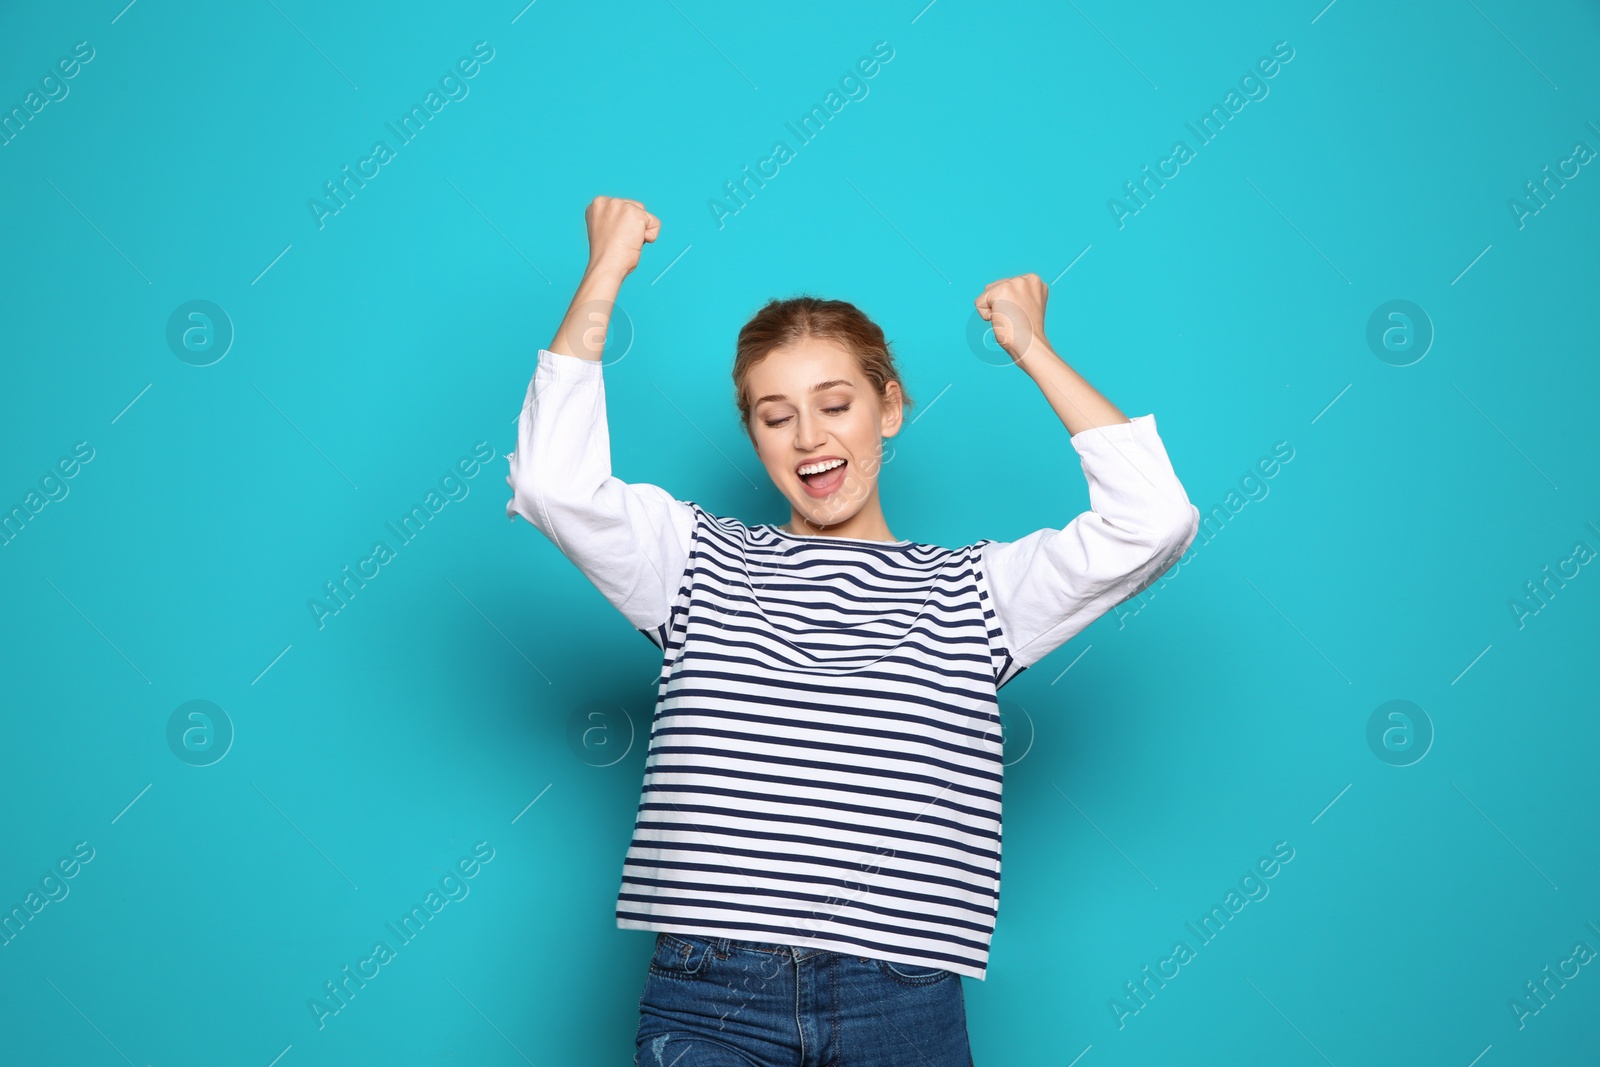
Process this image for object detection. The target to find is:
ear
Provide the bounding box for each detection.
[880,381,905,440]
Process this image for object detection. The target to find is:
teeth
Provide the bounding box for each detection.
[797,458,846,477]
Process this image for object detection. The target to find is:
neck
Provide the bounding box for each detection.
[783,505,897,542]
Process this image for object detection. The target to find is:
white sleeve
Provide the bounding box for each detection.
[504,348,695,645]
[980,413,1199,674]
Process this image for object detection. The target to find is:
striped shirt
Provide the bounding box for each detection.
[506,347,1199,980]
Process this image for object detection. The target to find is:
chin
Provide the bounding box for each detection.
[800,500,864,528]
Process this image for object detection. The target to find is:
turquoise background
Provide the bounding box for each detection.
[2,0,1598,1062]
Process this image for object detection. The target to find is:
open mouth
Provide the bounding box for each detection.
[796,457,848,497]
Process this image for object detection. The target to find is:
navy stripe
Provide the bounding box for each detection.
[640,768,1000,823]
[659,630,996,679]
[634,802,1001,861]
[618,883,996,937]
[645,740,1002,792]
[647,688,998,742]
[618,882,997,936]
[621,858,998,917]
[638,782,997,839]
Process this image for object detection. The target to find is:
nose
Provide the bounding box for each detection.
[793,411,828,451]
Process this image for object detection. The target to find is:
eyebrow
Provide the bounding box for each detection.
[754,380,856,406]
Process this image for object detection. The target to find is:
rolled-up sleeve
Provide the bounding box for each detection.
[979,413,1199,674]
[505,348,695,645]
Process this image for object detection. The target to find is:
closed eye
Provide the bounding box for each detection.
[763,404,850,429]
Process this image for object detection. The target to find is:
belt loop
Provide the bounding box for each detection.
[715,936,731,957]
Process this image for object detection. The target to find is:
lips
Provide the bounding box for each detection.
[798,458,848,498]
[795,455,847,476]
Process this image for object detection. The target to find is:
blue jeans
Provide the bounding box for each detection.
[635,932,974,1066]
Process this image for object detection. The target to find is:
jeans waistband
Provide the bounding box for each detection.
[692,933,840,962]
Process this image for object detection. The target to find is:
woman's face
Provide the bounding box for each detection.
[746,337,903,529]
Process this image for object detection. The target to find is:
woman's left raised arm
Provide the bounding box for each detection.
[973,274,1200,681]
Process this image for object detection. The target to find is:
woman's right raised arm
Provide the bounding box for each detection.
[503,198,695,648]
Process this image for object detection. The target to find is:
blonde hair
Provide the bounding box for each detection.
[732,295,914,435]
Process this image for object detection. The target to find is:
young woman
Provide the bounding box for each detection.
[505,196,1200,1066]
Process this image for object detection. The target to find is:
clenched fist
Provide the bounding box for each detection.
[585,196,660,279]
[974,273,1049,364]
